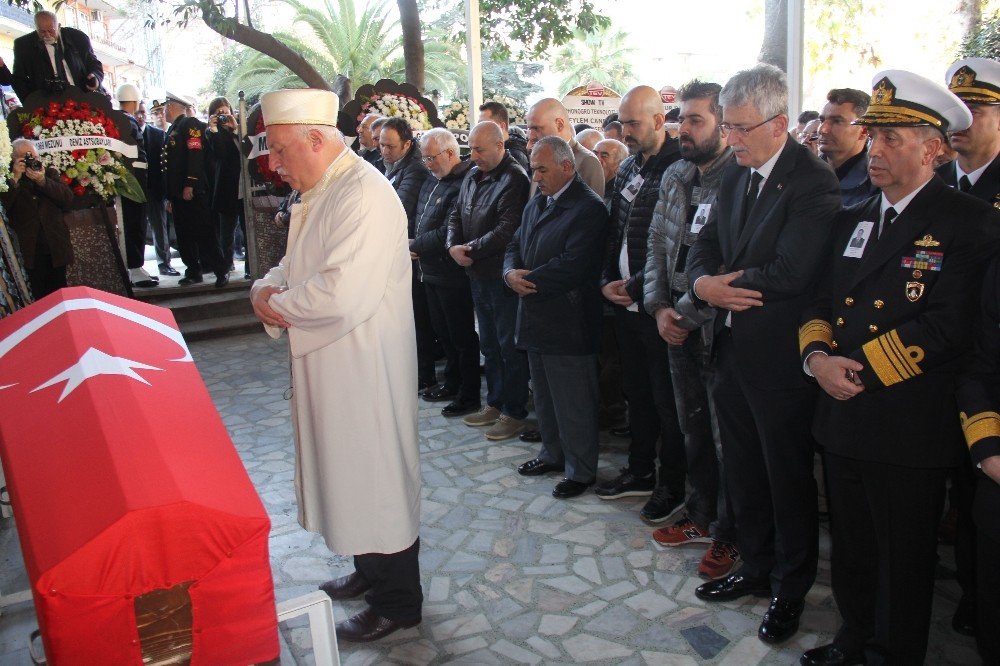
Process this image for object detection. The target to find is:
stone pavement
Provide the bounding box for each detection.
[0,332,980,665]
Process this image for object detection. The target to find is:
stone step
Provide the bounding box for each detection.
[132,279,258,340]
[180,313,263,342]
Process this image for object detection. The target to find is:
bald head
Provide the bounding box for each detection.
[358,113,381,149]
[526,97,573,149]
[619,85,667,159]
[468,120,506,172]
[576,128,603,151]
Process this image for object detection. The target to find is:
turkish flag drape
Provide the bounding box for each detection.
[0,287,278,665]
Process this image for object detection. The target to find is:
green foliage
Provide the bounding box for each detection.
[803,0,880,81]
[550,26,636,97]
[961,10,1000,59]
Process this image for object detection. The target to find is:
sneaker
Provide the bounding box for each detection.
[698,541,741,579]
[485,414,528,441]
[463,405,501,427]
[652,517,712,547]
[594,467,655,499]
[640,486,686,524]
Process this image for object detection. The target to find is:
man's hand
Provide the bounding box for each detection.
[695,270,763,311]
[182,186,194,201]
[506,269,537,296]
[23,164,44,184]
[601,279,634,307]
[655,307,689,345]
[252,286,290,328]
[449,244,473,267]
[10,157,24,182]
[808,353,865,400]
[85,73,98,91]
[982,455,1000,485]
[409,251,419,260]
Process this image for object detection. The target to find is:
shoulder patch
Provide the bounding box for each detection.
[187,137,202,150]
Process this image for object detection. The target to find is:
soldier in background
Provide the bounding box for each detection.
[115,83,154,289]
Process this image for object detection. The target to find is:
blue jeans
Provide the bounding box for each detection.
[470,278,529,420]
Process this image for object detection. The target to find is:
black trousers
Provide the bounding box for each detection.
[171,196,225,279]
[824,452,947,664]
[598,314,627,426]
[26,254,66,299]
[978,518,1000,665]
[614,308,685,495]
[711,331,817,600]
[146,197,171,266]
[353,538,422,622]
[424,280,480,402]
[952,447,978,607]
[122,199,148,269]
[217,212,241,267]
[412,271,437,385]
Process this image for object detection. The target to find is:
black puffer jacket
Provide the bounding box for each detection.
[446,153,530,280]
[601,134,681,313]
[410,160,473,287]
[506,134,530,173]
[386,143,431,236]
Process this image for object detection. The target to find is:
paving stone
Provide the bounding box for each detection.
[563,634,634,662]
[490,639,542,665]
[680,625,730,660]
[624,589,679,619]
[538,613,578,636]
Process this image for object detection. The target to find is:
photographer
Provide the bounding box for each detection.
[206,96,244,275]
[0,138,74,298]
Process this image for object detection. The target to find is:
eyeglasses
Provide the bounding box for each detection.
[718,114,781,137]
[421,150,447,163]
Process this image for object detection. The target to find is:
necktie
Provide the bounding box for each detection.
[959,175,972,192]
[740,171,763,230]
[878,207,897,239]
[53,39,67,83]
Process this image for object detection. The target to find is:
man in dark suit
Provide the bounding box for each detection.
[115,83,155,289]
[799,70,1000,666]
[137,100,177,276]
[686,63,842,645]
[12,10,102,103]
[957,258,1000,666]
[506,136,608,499]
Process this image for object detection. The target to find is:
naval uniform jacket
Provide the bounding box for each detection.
[937,152,1000,210]
[162,116,209,200]
[800,177,1000,467]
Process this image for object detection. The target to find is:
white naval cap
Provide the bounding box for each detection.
[854,69,972,135]
[260,89,339,127]
[947,57,1000,105]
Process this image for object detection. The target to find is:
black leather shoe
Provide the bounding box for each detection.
[214,273,230,288]
[517,458,564,476]
[610,424,631,438]
[441,399,480,417]
[335,607,420,642]
[158,264,181,276]
[423,385,458,402]
[800,643,865,665]
[519,429,542,442]
[178,275,203,286]
[417,379,437,394]
[695,573,771,602]
[952,594,977,636]
[758,597,804,644]
[132,279,159,288]
[552,478,594,499]
[319,572,371,600]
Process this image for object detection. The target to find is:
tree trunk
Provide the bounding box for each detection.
[758,0,788,71]
[958,0,983,44]
[397,0,425,92]
[206,16,331,90]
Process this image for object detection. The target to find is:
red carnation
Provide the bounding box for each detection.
[72,185,86,196]
[21,123,32,136]
[71,149,86,161]
[41,117,56,129]
[61,175,73,185]
[80,102,90,111]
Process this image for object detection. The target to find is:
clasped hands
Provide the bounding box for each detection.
[252,286,290,328]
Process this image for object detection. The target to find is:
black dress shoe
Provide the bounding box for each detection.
[552,478,594,499]
[517,458,564,476]
[158,264,181,276]
[800,643,865,665]
[610,424,631,438]
[758,597,804,644]
[214,273,230,288]
[952,594,977,636]
[519,429,542,442]
[178,275,204,286]
[423,385,458,402]
[319,572,371,600]
[335,607,420,642]
[132,279,159,288]
[695,573,771,602]
[441,399,480,417]
[417,379,437,394]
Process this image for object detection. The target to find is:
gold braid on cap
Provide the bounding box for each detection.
[855,78,945,128]
[949,65,1000,105]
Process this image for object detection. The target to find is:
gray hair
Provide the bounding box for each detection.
[720,64,788,119]
[595,138,629,165]
[532,135,574,168]
[12,138,34,155]
[298,124,341,144]
[420,128,459,154]
[34,10,57,25]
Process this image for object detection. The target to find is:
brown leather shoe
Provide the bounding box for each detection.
[319,572,371,600]
[335,607,420,642]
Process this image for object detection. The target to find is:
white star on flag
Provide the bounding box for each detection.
[31,347,163,402]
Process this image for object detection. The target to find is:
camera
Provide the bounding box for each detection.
[215,114,232,123]
[22,156,43,171]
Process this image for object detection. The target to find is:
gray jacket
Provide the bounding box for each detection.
[644,148,734,339]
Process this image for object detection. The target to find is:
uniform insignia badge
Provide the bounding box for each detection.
[993,194,1000,210]
[901,250,943,271]
[950,65,976,89]
[186,138,202,150]
[872,78,896,106]
[913,234,940,247]
[905,281,925,302]
[190,129,202,138]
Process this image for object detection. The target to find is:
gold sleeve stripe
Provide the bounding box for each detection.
[798,320,833,354]
[960,411,1000,449]
[881,333,916,380]
[862,330,925,387]
[862,336,906,385]
[884,330,924,376]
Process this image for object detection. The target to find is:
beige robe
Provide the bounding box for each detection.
[251,149,420,556]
